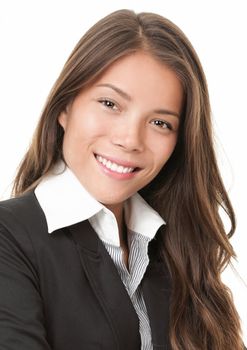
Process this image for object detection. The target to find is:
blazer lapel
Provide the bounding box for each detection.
[142,256,171,350]
[68,220,140,350]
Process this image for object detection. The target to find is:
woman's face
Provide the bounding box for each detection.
[58,51,183,209]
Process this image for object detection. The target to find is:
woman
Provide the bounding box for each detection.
[0,9,245,350]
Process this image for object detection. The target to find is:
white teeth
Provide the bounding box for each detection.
[117,165,124,173]
[111,163,118,171]
[96,155,135,174]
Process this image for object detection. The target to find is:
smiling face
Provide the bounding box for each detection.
[58,51,183,212]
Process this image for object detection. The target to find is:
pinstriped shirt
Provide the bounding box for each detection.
[101,231,154,350]
[35,162,166,350]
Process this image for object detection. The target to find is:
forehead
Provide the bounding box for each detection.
[91,51,183,113]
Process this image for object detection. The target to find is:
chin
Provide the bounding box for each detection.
[97,193,129,206]
[99,197,124,206]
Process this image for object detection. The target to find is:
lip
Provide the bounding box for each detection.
[94,153,142,169]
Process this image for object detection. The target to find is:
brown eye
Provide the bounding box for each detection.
[99,99,118,110]
[151,119,172,130]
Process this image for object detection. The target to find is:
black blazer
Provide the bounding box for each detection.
[0,191,171,350]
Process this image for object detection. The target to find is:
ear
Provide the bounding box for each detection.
[58,111,68,131]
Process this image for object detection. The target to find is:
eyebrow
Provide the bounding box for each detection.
[96,83,132,101]
[96,83,180,118]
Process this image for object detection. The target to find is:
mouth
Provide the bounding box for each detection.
[94,153,141,174]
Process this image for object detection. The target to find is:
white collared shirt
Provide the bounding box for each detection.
[35,161,166,350]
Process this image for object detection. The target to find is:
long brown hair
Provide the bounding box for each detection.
[12,9,244,349]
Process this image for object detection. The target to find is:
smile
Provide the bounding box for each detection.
[95,154,136,174]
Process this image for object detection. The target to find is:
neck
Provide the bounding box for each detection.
[104,202,127,247]
[104,202,129,269]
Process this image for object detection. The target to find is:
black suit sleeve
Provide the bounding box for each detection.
[0,220,52,349]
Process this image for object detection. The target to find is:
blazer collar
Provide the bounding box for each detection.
[68,219,141,350]
[142,257,171,349]
[69,220,171,349]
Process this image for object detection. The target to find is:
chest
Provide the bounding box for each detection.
[35,222,171,349]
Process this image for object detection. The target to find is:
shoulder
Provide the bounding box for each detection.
[0,191,46,228]
[0,191,48,250]
[0,190,40,214]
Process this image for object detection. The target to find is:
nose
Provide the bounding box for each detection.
[110,117,144,152]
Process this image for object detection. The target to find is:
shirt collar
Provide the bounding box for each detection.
[35,161,165,246]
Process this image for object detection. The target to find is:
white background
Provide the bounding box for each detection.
[0,0,246,342]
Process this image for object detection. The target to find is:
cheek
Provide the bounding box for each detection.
[151,135,178,167]
[64,114,107,143]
